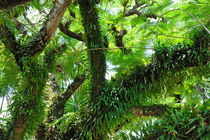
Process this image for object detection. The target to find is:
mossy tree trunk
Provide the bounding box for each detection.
[0,0,71,139]
[10,61,48,140]
[36,74,86,139]
[87,31,209,135]
[78,0,106,102]
[78,0,107,139]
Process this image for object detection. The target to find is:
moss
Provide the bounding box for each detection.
[78,0,107,101]
[8,45,67,138]
[9,57,48,137]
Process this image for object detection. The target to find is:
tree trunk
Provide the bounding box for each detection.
[78,0,106,139]
[0,1,72,139]
[78,0,106,101]
[9,62,48,139]
[11,119,27,140]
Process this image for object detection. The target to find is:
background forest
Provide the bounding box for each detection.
[0,0,209,139]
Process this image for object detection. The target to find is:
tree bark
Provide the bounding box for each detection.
[78,1,107,139]
[23,0,71,58]
[36,74,86,140]
[59,23,83,41]
[131,105,170,117]
[86,31,209,136]
[11,119,27,140]
[78,0,106,101]
[9,71,48,140]
[48,74,86,122]
[0,1,72,139]
[111,25,131,54]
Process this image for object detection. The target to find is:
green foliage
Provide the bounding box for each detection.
[79,35,209,138]
[112,105,210,140]
[110,66,210,140]
[0,0,209,139]
[78,0,107,102]
[0,47,20,97]
[139,106,210,140]
[9,57,48,136]
[59,112,82,139]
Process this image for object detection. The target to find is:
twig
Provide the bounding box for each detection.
[0,96,5,111]
[156,27,193,40]
[157,8,210,34]
[66,46,153,55]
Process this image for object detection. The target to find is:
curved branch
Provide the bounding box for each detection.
[24,0,71,57]
[59,23,83,41]
[157,8,210,35]
[84,31,209,136]
[49,74,86,121]
[111,25,131,54]
[0,25,24,67]
[36,74,86,139]
[60,22,109,48]
[124,2,157,19]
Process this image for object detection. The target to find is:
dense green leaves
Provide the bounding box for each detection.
[0,0,209,139]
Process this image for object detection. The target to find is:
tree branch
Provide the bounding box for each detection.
[124,2,157,19]
[124,2,145,17]
[113,104,172,133]
[0,0,32,10]
[48,74,86,122]
[131,105,170,117]
[117,33,208,89]
[44,44,67,69]
[85,31,209,135]
[62,74,86,100]
[0,25,20,54]
[60,22,109,48]
[111,25,131,54]
[59,22,83,41]
[36,74,86,139]
[23,0,71,57]
[50,74,85,120]
[0,24,24,68]
[125,11,157,19]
